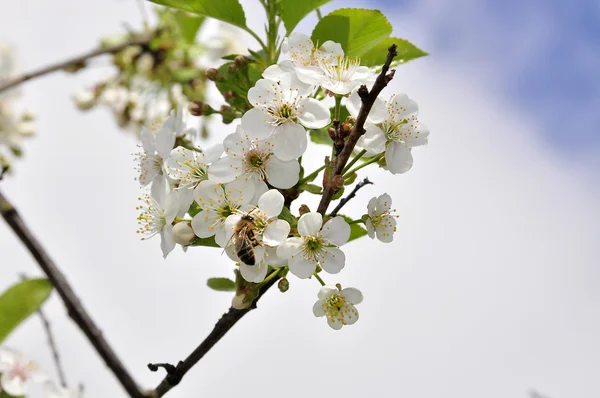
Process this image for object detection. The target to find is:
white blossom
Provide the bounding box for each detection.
[0,348,47,396]
[165,144,223,190]
[171,221,196,246]
[243,69,330,161]
[277,212,350,279]
[348,92,429,174]
[208,125,300,191]
[313,285,363,330]
[224,190,290,282]
[136,190,180,258]
[191,178,255,247]
[135,123,175,198]
[365,193,398,242]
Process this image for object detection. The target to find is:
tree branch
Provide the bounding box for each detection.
[148,275,281,398]
[0,190,145,398]
[317,45,398,215]
[0,32,156,94]
[329,177,373,218]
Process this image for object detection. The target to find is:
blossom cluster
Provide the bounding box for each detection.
[0,347,78,398]
[135,32,429,330]
[0,44,35,173]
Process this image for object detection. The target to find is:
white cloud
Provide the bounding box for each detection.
[0,1,598,398]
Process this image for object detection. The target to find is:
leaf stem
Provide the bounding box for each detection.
[259,267,282,287]
[313,272,326,286]
[316,8,323,20]
[347,219,364,225]
[298,165,326,185]
[342,149,367,174]
[343,155,382,178]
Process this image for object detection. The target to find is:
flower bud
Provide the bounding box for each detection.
[234,55,248,68]
[72,90,96,111]
[223,91,236,103]
[205,68,223,81]
[298,204,311,216]
[278,278,289,293]
[172,222,196,246]
[232,293,251,310]
[328,127,336,141]
[331,175,345,190]
[188,100,213,117]
[227,63,237,74]
[340,121,353,138]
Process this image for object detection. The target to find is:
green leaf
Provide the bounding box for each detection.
[300,183,323,194]
[147,0,247,30]
[173,10,206,43]
[0,278,53,344]
[340,215,368,242]
[309,129,332,147]
[331,186,345,201]
[1,391,24,398]
[360,37,428,67]
[207,277,236,291]
[188,201,202,218]
[311,8,392,58]
[344,172,357,185]
[190,236,220,248]
[278,206,298,229]
[279,0,332,33]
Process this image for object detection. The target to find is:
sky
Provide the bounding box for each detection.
[0,1,599,398]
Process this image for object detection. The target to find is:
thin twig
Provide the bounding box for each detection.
[329,177,373,217]
[317,45,398,215]
[19,273,68,388]
[0,190,145,398]
[0,32,156,94]
[148,276,280,398]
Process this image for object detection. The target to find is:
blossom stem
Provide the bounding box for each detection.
[298,165,326,185]
[259,267,282,287]
[343,155,382,178]
[313,273,326,286]
[347,219,365,225]
[334,95,343,121]
[0,32,157,94]
[342,149,367,174]
[316,8,323,20]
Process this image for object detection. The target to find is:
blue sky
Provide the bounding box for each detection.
[378,0,600,151]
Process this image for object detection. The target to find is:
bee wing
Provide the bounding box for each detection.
[233,226,249,253]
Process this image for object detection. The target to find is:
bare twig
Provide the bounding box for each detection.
[148,276,280,398]
[329,177,373,217]
[20,273,68,388]
[317,45,398,215]
[0,190,145,398]
[0,32,156,94]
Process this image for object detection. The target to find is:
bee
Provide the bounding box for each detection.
[231,214,260,265]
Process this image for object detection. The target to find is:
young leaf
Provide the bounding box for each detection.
[300,183,323,194]
[190,236,220,248]
[207,277,236,291]
[147,0,247,30]
[279,0,332,34]
[172,10,206,44]
[339,215,368,242]
[309,129,332,147]
[360,37,428,67]
[0,278,53,344]
[311,8,392,58]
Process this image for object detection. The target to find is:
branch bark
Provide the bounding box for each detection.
[0,190,145,398]
[329,177,373,218]
[148,275,280,398]
[0,32,156,94]
[317,45,398,215]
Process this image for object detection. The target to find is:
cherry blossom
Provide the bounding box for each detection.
[313,285,363,330]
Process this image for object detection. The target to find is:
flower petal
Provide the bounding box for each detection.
[297,98,331,129]
[317,285,339,299]
[241,108,274,141]
[276,237,304,259]
[313,299,326,317]
[160,226,176,258]
[270,122,307,161]
[298,212,323,237]
[257,189,284,218]
[1,372,25,396]
[288,255,317,279]
[265,156,300,189]
[386,142,413,174]
[240,260,269,283]
[224,177,255,205]
[191,210,220,238]
[343,303,359,325]
[327,317,344,330]
[208,156,242,183]
[154,124,176,159]
[341,287,363,305]
[321,216,350,246]
[319,247,345,274]
[263,219,290,246]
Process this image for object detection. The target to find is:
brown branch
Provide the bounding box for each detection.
[329,177,373,218]
[0,32,156,94]
[317,45,398,215]
[148,276,281,398]
[20,274,69,388]
[0,190,145,398]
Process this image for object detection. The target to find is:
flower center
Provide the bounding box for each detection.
[302,235,325,262]
[326,293,346,311]
[320,55,361,82]
[382,119,408,143]
[278,103,295,120]
[243,146,271,180]
[217,204,234,219]
[136,195,167,239]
